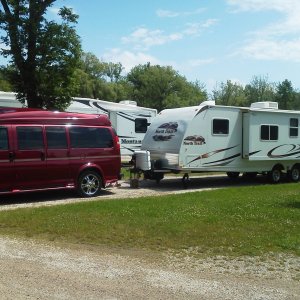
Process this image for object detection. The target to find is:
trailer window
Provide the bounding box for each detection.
[260,125,278,141]
[46,126,67,149]
[289,118,298,137]
[0,127,8,150]
[213,119,229,135]
[17,126,44,150]
[70,127,113,148]
[135,118,148,133]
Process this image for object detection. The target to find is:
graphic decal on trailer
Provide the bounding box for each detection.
[187,145,240,165]
[183,135,206,145]
[187,143,300,167]
[267,144,300,158]
[152,122,178,141]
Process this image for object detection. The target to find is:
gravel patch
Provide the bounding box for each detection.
[0,176,299,299]
[0,236,299,299]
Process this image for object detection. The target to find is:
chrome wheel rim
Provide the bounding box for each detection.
[81,174,100,196]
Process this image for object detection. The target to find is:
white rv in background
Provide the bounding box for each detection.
[0,92,157,161]
[134,100,300,185]
[69,98,157,160]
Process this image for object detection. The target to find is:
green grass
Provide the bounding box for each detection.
[0,184,299,257]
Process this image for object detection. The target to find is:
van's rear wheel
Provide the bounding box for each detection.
[78,171,102,197]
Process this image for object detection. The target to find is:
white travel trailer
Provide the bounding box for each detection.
[133,100,300,185]
[0,92,157,161]
[68,98,157,161]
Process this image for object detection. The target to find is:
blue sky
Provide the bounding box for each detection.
[18,1,300,93]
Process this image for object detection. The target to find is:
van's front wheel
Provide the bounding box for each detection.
[78,171,102,197]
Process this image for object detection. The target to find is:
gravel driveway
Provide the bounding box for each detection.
[0,176,299,299]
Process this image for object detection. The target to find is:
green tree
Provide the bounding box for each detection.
[212,80,247,106]
[244,75,276,105]
[293,91,300,110]
[0,65,12,91]
[104,62,123,83]
[275,79,295,110]
[76,53,128,101]
[0,1,81,109]
[80,52,106,79]
[127,63,206,111]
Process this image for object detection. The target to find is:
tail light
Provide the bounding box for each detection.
[115,135,120,151]
[113,128,120,152]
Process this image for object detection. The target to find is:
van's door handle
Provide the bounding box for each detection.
[40,152,46,161]
[8,151,15,162]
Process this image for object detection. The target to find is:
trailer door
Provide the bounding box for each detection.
[242,112,250,158]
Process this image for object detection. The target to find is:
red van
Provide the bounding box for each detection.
[0,108,121,197]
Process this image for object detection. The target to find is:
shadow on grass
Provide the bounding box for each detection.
[282,201,300,209]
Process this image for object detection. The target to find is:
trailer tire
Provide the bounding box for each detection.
[182,173,190,189]
[243,172,257,179]
[226,172,240,179]
[77,170,102,197]
[288,166,300,182]
[268,167,282,184]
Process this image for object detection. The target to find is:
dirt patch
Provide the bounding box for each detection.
[0,176,299,299]
[0,236,299,299]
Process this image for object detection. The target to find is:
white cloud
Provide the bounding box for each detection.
[227,0,298,13]
[121,27,183,50]
[241,38,300,62]
[227,0,300,62]
[183,19,218,36]
[102,49,161,72]
[48,7,60,15]
[156,9,180,18]
[122,19,218,50]
[156,8,206,18]
[187,58,215,67]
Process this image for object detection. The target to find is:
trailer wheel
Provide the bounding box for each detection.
[243,172,257,179]
[268,167,282,184]
[182,173,190,189]
[288,166,300,182]
[226,172,240,179]
[77,170,102,197]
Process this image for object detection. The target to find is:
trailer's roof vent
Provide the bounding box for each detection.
[119,100,137,106]
[250,102,278,110]
[200,100,215,106]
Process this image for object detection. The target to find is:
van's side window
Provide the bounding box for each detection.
[46,126,67,149]
[0,127,8,150]
[135,118,148,133]
[17,126,44,150]
[260,125,278,141]
[70,127,113,148]
[213,119,229,135]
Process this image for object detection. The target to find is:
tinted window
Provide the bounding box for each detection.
[290,118,298,127]
[213,119,229,135]
[0,127,8,150]
[46,126,67,149]
[135,118,148,133]
[70,127,113,148]
[261,125,278,141]
[17,126,44,150]
[290,118,298,137]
